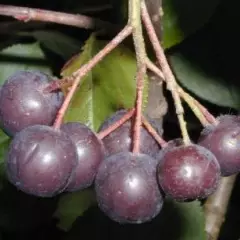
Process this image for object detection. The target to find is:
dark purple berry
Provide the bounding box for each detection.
[61,122,105,191]
[157,144,220,201]
[0,71,64,136]
[198,115,240,176]
[98,110,162,158]
[95,152,164,224]
[6,125,78,197]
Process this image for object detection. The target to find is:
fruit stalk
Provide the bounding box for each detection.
[142,116,167,147]
[97,109,135,139]
[146,59,211,126]
[129,0,147,153]
[204,175,237,240]
[193,99,218,125]
[0,4,116,32]
[141,0,190,145]
[53,25,132,128]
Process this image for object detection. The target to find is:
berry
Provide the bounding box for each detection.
[98,110,161,158]
[6,125,78,197]
[61,122,105,191]
[95,152,164,224]
[0,71,64,136]
[157,144,220,201]
[198,115,240,176]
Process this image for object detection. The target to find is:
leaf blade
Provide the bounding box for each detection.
[61,34,148,130]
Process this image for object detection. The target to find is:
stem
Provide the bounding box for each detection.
[141,1,190,145]
[204,175,237,240]
[0,4,116,32]
[146,59,210,126]
[146,59,164,79]
[177,88,209,126]
[142,116,167,147]
[129,0,147,154]
[97,109,135,139]
[44,77,72,93]
[193,100,218,125]
[53,25,132,129]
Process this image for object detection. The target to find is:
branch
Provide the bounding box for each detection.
[0,4,117,33]
[144,0,163,40]
[129,0,147,154]
[204,175,237,240]
[141,1,190,145]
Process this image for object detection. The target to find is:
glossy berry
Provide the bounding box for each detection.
[6,125,78,197]
[198,115,240,176]
[98,110,162,158]
[95,152,164,224]
[157,144,220,201]
[61,122,105,191]
[0,71,63,136]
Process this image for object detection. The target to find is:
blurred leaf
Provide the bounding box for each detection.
[169,50,240,109]
[31,30,82,60]
[61,34,148,131]
[54,189,96,231]
[0,39,18,52]
[0,42,52,81]
[0,130,10,181]
[162,0,220,49]
[155,199,207,240]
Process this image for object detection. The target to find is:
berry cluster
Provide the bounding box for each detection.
[1,71,240,225]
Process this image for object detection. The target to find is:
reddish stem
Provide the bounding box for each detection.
[142,116,167,148]
[53,25,132,129]
[146,59,164,80]
[146,60,211,126]
[141,1,191,145]
[141,2,183,115]
[97,109,135,139]
[44,77,73,93]
[0,4,116,32]
[132,65,146,153]
[193,100,218,125]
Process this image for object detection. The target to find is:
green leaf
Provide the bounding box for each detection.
[0,130,10,181]
[0,42,52,82]
[156,199,207,240]
[31,30,82,60]
[169,51,240,109]
[162,0,220,49]
[61,34,148,131]
[54,189,96,231]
